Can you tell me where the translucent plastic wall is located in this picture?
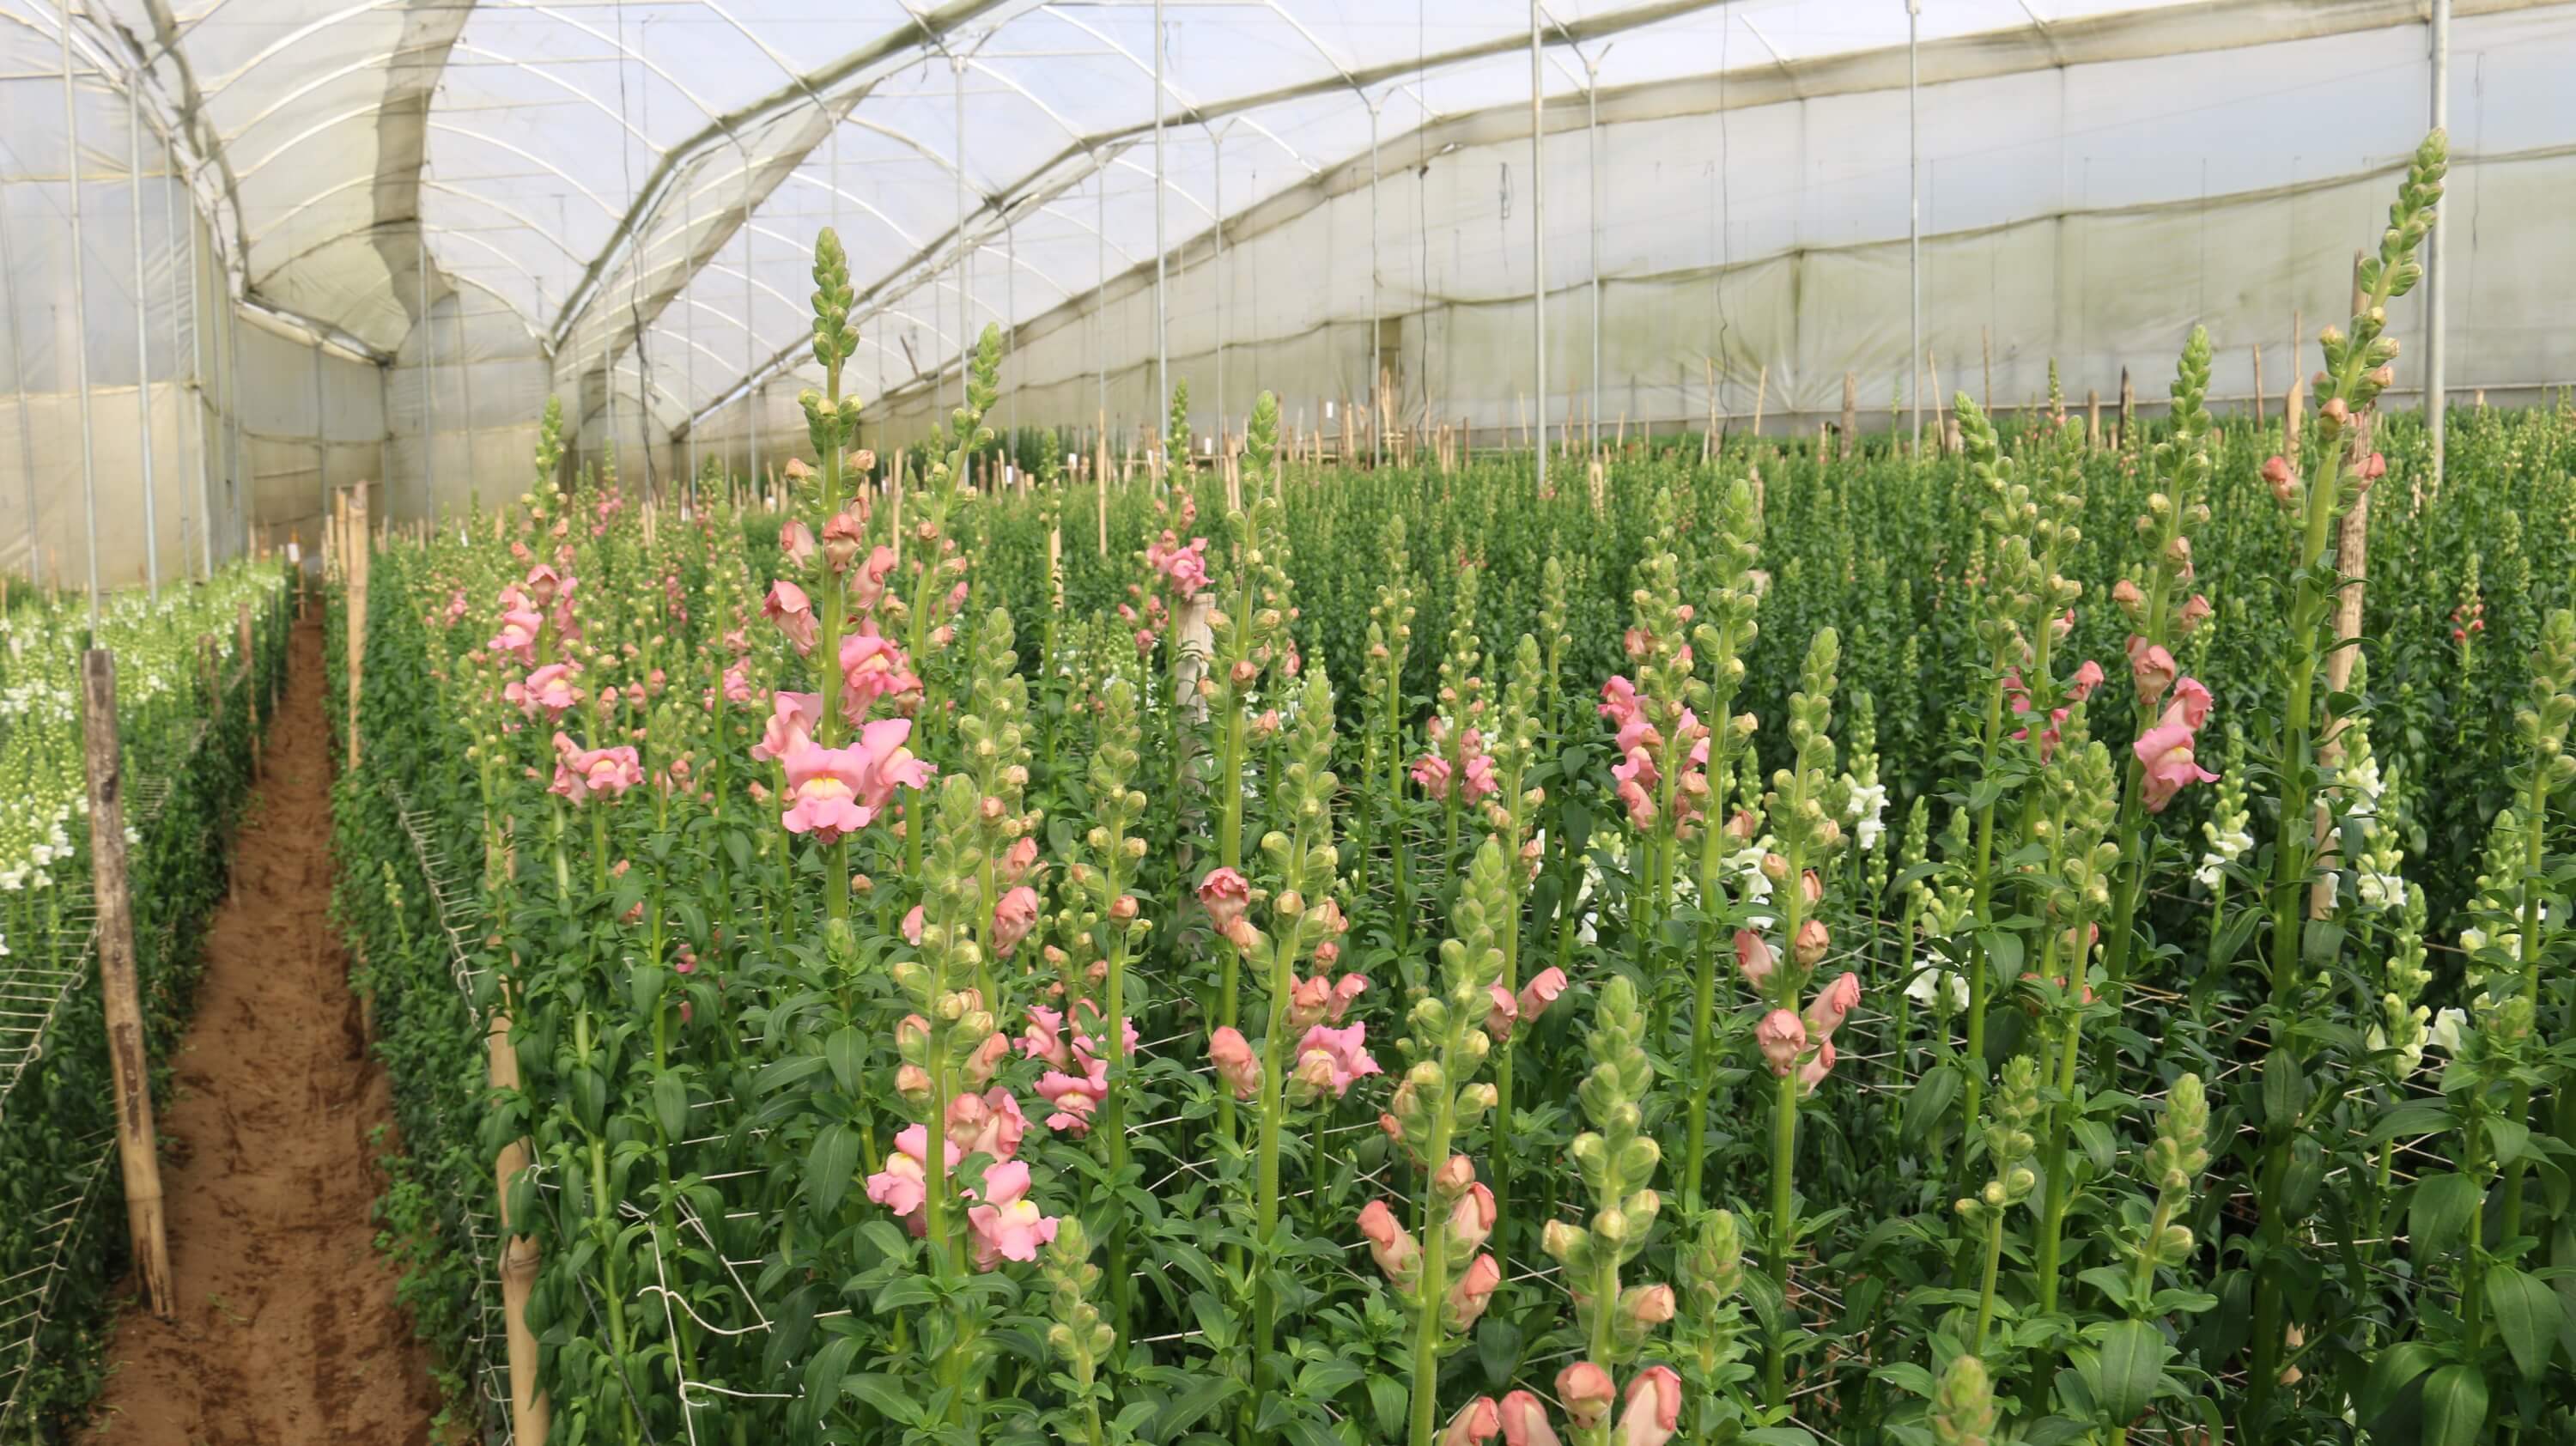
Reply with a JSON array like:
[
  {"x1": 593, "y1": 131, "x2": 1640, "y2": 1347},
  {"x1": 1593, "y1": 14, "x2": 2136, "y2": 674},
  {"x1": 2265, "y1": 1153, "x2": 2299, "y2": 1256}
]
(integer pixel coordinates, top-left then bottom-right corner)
[{"x1": 859, "y1": 3, "x2": 2576, "y2": 450}]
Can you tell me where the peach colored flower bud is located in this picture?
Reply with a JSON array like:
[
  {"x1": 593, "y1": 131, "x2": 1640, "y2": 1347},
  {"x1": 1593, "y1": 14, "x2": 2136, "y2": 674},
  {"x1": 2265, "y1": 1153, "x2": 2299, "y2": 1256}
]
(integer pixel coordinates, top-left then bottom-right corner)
[
  {"x1": 1794, "y1": 917, "x2": 1830, "y2": 967},
  {"x1": 1498, "y1": 1391, "x2": 1561, "y2": 1446},
  {"x1": 1557, "y1": 1364, "x2": 1617, "y2": 1431},
  {"x1": 1618, "y1": 1366, "x2": 1682, "y2": 1446},
  {"x1": 1735, "y1": 930, "x2": 1776, "y2": 989},
  {"x1": 1756, "y1": 1009, "x2": 1807, "y2": 1077}
]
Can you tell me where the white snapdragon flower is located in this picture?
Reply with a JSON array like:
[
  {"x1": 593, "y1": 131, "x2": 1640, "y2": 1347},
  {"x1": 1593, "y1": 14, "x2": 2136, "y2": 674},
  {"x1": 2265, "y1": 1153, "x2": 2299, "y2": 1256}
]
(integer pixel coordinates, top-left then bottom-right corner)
[{"x1": 2427, "y1": 1007, "x2": 2469, "y2": 1054}]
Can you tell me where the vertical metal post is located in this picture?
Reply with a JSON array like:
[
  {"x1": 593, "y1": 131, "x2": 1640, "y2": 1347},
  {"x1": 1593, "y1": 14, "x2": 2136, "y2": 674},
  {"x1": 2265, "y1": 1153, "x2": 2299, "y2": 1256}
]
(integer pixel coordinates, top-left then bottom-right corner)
[
  {"x1": 605, "y1": 345, "x2": 620, "y2": 477},
  {"x1": 60, "y1": 3, "x2": 100, "y2": 626},
  {"x1": 312, "y1": 337, "x2": 326, "y2": 545},
  {"x1": 1529, "y1": 0, "x2": 1546, "y2": 491},
  {"x1": 226, "y1": 268, "x2": 241, "y2": 556},
  {"x1": 2, "y1": 171, "x2": 42, "y2": 588},
  {"x1": 420, "y1": 243, "x2": 434, "y2": 525},
  {"x1": 1152, "y1": 0, "x2": 1169, "y2": 438},
  {"x1": 741, "y1": 141, "x2": 758, "y2": 490},
  {"x1": 683, "y1": 182, "x2": 697, "y2": 497},
  {"x1": 1586, "y1": 55, "x2": 1601, "y2": 451},
  {"x1": 953, "y1": 51, "x2": 969, "y2": 410},
  {"x1": 1907, "y1": 0, "x2": 1922, "y2": 449},
  {"x1": 128, "y1": 74, "x2": 158, "y2": 598},
  {"x1": 2426, "y1": 0, "x2": 2449, "y2": 490},
  {"x1": 458, "y1": 296, "x2": 474, "y2": 507},
  {"x1": 1212, "y1": 127, "x2": 1224, "y2": 442},
  {"x1": 1368, "y1": 99, "x2": 1381, "y2": 468},
  {"x1": 173, "y1": 137, "x2": 208, "y2": 577},
  {"x1": 1095, "y1": 155, "x2": 1106, "y2": 441},
  {"x1": 1006, "y1": 211, "x2": 1018, "y2": 445}
]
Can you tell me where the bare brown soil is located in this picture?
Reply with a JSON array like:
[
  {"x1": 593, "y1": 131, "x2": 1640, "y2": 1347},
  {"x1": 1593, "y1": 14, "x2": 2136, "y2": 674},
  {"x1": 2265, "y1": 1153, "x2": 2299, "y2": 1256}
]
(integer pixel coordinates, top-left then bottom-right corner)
[{"x1": 86, "y1": 613, "x2": 439, "y2": 1445}]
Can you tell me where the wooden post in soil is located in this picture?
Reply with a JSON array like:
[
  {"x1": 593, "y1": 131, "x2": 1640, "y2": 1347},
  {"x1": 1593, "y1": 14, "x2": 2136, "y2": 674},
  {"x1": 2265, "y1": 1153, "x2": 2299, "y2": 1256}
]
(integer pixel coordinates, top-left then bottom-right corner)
[
  {"x1": 80, "y1": 649, "x2": 174, "y2": 1317},
  {"x1": 346, "y1": 483, "x2": 369, "y2": 770},
  {"x1": 1839, "y1": 372, "x2": 1857, "y2": 459},
  {"x1": 1175, "y1": 591, "x2": 1215, "y2": 725},
  {"x1": 1703, "y1": 358, "x2": 1717, "y2": 463},
  {"x1": 1981, "y1": 325, "x2": 1992, "y2": 410},
  {"x1": 493, "y1": 1000, "x2": 550, "y2": 1439},
  {"x1": 1097, "y1": 410, "x2": 1111, "y2": 556},
  {"x1": 239, "y1": 599, "x2": 261, "y2": 767},
  {"x1": 2118, "y1": 366, "x2": 2135, "y2": 448},
  {"x1": 2087, "y1": 390, "x2": 2102, "y2": 449},
  {"x1": 1750, "y1": 363, "x2": 1768, "y2": 437},
  {"x1": 2253, "y1": 343, "x2": 2266, "y2": 424}
]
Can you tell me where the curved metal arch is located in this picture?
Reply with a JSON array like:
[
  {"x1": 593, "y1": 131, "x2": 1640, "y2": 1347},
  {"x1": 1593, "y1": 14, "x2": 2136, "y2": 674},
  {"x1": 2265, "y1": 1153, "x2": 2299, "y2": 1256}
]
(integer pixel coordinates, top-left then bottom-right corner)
[
  {"x1": 478, "y1": 1, "x2": 732, "y2": 124},
  {"x1": 425, "y1": 121, "x2": 626, "y2": 219},
  {"x1": 240, "y1": 173, "x2": 376, "y2": 249},
  {"x1": 193, "y1": 0, "x2": 401, "y2": 98},
  {"x1": 204, "y1": 46, "x2": 394, "y2": 143},
  {"x1": 447, "y1": 41, "x2": 670, "y2": 154},
  {"x1": 231, "y1": 100, "x2": 395, "y2": 180},
  {"x1": 963, "y1": 54, "x2": 1092, "y2": 155},
  {"x1": 562, "y1": 254, "x2": 800, "y2": 370},
  {"x1": 429, "y1": 225, "x2": 564, "y2": 320},
  {"x1": 421, "y1": 181, "x2": 597, "y2": 267}
]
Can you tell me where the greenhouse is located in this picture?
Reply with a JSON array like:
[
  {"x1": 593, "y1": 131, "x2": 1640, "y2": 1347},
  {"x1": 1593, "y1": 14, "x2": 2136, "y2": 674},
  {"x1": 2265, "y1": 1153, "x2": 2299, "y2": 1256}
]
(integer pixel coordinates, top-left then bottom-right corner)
[{"x1": 1, "y1": 0, "x2": 2573, "y2": 1442}]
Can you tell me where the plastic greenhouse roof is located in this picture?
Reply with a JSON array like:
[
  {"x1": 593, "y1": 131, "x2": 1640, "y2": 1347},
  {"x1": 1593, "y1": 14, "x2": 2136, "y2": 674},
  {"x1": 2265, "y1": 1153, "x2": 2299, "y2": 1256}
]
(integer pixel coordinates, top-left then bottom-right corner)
[{"x1": 3, "y1": 0, "x2": 2482, "y2": 432}]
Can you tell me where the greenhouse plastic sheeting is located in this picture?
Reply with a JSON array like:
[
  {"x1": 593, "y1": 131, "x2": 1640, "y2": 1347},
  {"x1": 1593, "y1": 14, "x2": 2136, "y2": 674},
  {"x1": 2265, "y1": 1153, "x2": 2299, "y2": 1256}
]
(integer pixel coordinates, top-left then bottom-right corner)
[{"x1": 1, "y1": 0, "x2": 2573, "y2": 567}]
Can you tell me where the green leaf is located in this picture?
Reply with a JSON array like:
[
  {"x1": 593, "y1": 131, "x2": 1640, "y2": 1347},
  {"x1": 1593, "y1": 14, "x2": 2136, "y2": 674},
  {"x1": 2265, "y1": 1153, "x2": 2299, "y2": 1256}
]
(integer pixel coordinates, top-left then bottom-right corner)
[
  {"x1": 1367, "y1": 1376, "x2": 1409, "y2": 1439},
  {"x1": 2486, "y1": 1262, "x2": 2565, "y2": 1382},
  {"x1": 807, "y1": 1122, "x2": 864, "y2": 1217},
  {"x1": 825, "y1": 1025, "x2": 867, "y2": 1097},
  {"x1": 1903, "y1": 1064, "x2": 1962, "y2": 1145},
  {"x1": 2421, "y1": 1364, "x2": 2489, "y2": 1446},
  {"x1": 652, "y1": 1072, "x2": 689, "y2": 1142},
  {"x1": 2409, "y1": 1172, "x2": 2481, "y2": 1258},
  {"x1": 1149, "y1": 1373, "x2": 1245, "y2": 1439},
  {"x1": 2368, "y1": 1101, "x2": 2455, "y2": 1144},
  {"x1": 843, "y1": 1371, "x2": 921, "y2": 1425},
  {"x1": 1473, "y1": 1317, "x2": 1522, "y2": 1389},
  {"x1": 2262, "y1": 1048, "x2": 2310, "y2": 1130},
  {"x1": 2355, "y1": 1340, "x2": 2438, "y2": 1423},
  {"x1": 2084, "y1": 1320, "x2": 2170, "y2": 1425}
]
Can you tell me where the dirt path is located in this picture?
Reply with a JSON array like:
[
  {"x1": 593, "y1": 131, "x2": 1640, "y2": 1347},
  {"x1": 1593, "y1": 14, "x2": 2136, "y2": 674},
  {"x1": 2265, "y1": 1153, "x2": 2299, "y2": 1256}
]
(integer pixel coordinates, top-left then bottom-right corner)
[{"x1": 88, "y1": 614, "x2": 439, "y2": 1446}]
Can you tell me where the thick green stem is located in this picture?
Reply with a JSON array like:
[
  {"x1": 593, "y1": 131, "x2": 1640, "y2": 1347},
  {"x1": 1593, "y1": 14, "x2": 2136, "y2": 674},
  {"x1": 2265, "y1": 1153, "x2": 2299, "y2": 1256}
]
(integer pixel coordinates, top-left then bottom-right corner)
[
  {"x1": 1971, "y1": 1212, "x2": 2005, "y2": 1356},
  {"x1": 1765, "y1": 1070, "x2": 1800, "y2": 1409}
]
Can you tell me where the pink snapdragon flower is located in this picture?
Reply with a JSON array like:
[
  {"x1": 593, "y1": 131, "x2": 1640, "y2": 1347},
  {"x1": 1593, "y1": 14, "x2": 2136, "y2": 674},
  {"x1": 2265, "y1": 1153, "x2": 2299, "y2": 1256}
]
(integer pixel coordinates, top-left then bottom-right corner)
[
  {"x1": 1358, "y1": 1199, "x2": 1422, "y2": 1291},
  {"x1": 780, "y1": 519, "x2": 817, "y2": 568},
  {"x1": 1755, "y1": 1009, "x2": 1808, "y2": 1077},
  {"x1": 992, "y1": 885, "x2": 1041, "y2": 958},
  {"x1": 489, "y1": 599, "x2": 544, "y2": 663},
  {"x1": 838, "y1": 626, "x2": 922, "y2": 719},
  {"x1": 1485, "y1": 985, "x2": 1522, "y2": 1042},
  {"x1": 507, "y1": 663, "x2": 580, "y2": 719},
  {"x1": 1518, "y1": 967, "x2": 1569, "y2": 1023},
  {"x1": 1619, "y1": 1367, "x2": 1682, "y2": 1446},
  {"x1": 763, "y1": 579, "x2": 819, "y2": 654},
  {"x1": 1211, "y1": 1026, "x2": 1261, "y2": 1101},
  {"x1": 1499, "y1": 1391, "x2": 1562, "y2": 1446},
  {"x1": 2135, "y1": 676, "x2": 2219, "y2": 812},
  {"x1": 1442, "y1": 1399, "x2": 1503, "y2": 1446},
  {"x1": 1802, "y1": 972, "x2": 1862, "y2": 1042},
  {"x1": 1558, "y1": 1364, "x2": 1617, "y2": 1431},
  {"x1": 1445, "y1": 1253, "x2": 1502, "y2": 1330},
  {"x1": 1198, "y1": 866, "x2": 1251, "y2": 933},
  {"x1": 2127, "y1": 635, "x2": 2178, "y2": 711},
  {"x1": 1798, "y1": 1038, "x2": 1838, "y2": 1096},
  {"x1": 550, "y1": 733, "x2": 644, "y2": 803},
  {"x1": 863, "y1": 1123, "x2": 963, "y2": 1236},
  {"x1": 851, "y1": 545, "x2": 900, "y2": 611},
  {"x1": 1036, "y1": 1057, "x2": 1109, "y2": 1133},
  {"x1": 2007, "y1": 659, "x2": 2105, "y2": 762},
  {"x1": 947, "y1": 1087, "x2": 1028, "y2": 1162},
  {"x1": 1411, "y1": 751, "x2": 1455, "y2": 799},
  {"x1": 752, "y1": 691, "x2": 823, "y2": 763},
  {"x1": 964, "y1": 1159, "x2": 1060, "y2": 1269},
  {"x1": 779, "y1": 719, "x2": 933, "y2": 844},
  {"x1": 1735, "y1": 930, "x2": 1777, "y2": 989},
  {"x1": 1288, "y1": 1023, "x2": 1381, "y2": 1102}
]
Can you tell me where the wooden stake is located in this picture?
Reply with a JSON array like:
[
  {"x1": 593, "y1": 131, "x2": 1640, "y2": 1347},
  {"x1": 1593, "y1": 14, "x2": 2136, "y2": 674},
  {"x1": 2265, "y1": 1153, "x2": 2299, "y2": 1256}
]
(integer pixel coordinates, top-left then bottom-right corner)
[
  {"x1": 2117, "y1": 367, "x2": 2134, "y2": 448},
  {"x1": 2312, "y1": 411, "x2": 2374, "y2": 919},
  {"x1": 1840, "y1": 372, "x2": 1858, "y2": 459},
  {"x1": 2284, "y1": 373, "x2": 2305, "y2": 460},
  {"x1": 1703, "y1": 358, "x2": 1718, "y2": 464},
  {"x1": 2087, "y1": 390, "x2": 2102, "y2": 449},
  {"x1": 80, "y1": 649, "x2": 173, "y2": 1318},
  {"x1": 1927, "y1": 351, "x2": 1947, "y2": 454},
  {"x1": 1175, "y1": 591, "x2": 1215, "y2": 724},
  {"x1": 1750, "y1": 364, "x2": 1768, "y2": 436},
  {"x1": 2252, "y1": 343, "x2": 2266, "y2": 424},
  {"x1": 1980, "y1": 325, "x2": 1992, "y2": 410}
]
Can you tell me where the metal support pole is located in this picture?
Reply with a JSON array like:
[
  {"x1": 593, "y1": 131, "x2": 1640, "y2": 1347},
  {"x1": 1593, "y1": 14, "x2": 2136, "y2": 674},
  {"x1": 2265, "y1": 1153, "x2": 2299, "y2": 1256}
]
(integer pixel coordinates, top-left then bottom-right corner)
[
  {"x1": 1368, "y1": 99, "x2": 1382, "y2": 468},
  {"x1": 1152, "y1": 0, "x2": 1169, "y2": 439},
  {"x1": 312, "y1": 337, "x2": 326, "y2": 544},
  {"x1": 1212, "y1": 127, "x2": 1224, "y2": 443},
  {"x1": 1585, "y1": 55, "x2": 1601, "y2": 452},
  {"x1": 1006, "y1": 213, "x2": 1018, "y2": 446},
  {"x1": 420, "y1": 242, "x2": 434, "y2": 524},
  {"x1": 60, "y1": 4, "x2": 100, "y2": 626},
  {"x1": 458, "y1": 296, "x2": 474, "y2": 507},
  {"x1": 1907, "y1": 0, "x2": 1922, "y2": 450},
  {"x1": 128, "y1": 75, "x2": 158, "y2": 598},
  {"x1": 226, "y1": 270, "x2": 241, "y2": 555},
  {"x1": 1529, "y1": 0, "x2": 1546, "y2": 491},
  {"x1": 683, "y1": 182, "x2": 697, "y2": 498},
  {"x1": 2427, "y1": 0, "x2": 2449, "y2": 491},
  {"x1": 2, "y1": 172, "x2": 41, "y2": 588},
  {"x1": 173, "y1": 137, "x2": 208, "y2": 577},
  {"x1": 1095, "y1": 155, "x2": 1106, "y2": 442},
  {"x1": 741, "y1": 140, "x2": 758, "y2": 490},
  {"x1": 953, "y1": 52, "x2": 969, "y2": 412}
]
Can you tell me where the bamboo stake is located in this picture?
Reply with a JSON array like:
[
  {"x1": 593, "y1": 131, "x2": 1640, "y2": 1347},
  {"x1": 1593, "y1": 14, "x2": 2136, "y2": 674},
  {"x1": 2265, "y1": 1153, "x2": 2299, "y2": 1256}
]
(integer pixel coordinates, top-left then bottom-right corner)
[
  {"x1": 1980, "y1": 325, "x2": 1992, "y2": 410},
  {"x1": 2087, "y1": 390, "x2": 2102, "y2": 449},
  {"x1": 1750, "y1": 363, "x2": 1768, "y2": 436},
  {"x1": 1926, "y1": 351, "x2": 1946, "y2": 454},
  {"x1": 2117, "y1": 366, "x2": 2135, "y2": 448},
  {"x1": 1703, "y1": 358, "x2": 1717, "y2": 463},
  {"x1": 1840, "y1": 372, "x2": 1858, "y2": 459},
  {"x1": 2252, "y1": 343, "x2": 2266, "y2": 424},
  {"x1": 80, "y1": 649, "x2": 173, "y2": 1317},
  {"x1": 2312, "y1": 410, "x2": 2374, "y2": 919}
]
